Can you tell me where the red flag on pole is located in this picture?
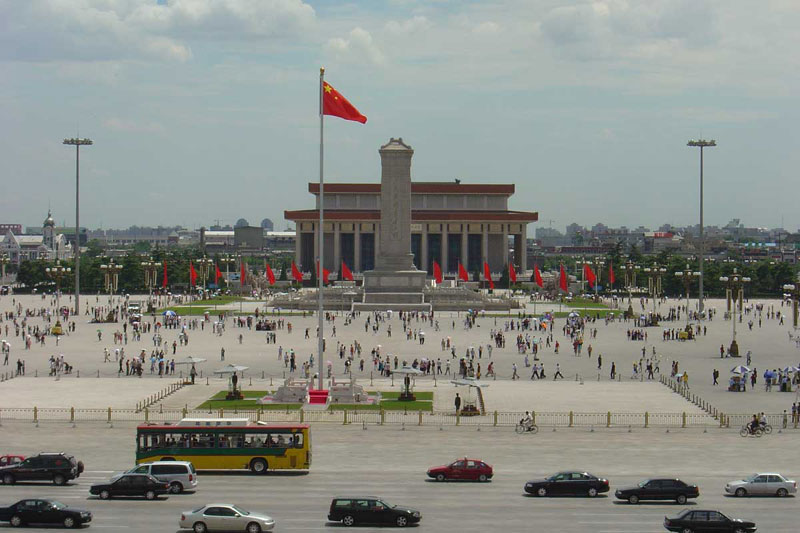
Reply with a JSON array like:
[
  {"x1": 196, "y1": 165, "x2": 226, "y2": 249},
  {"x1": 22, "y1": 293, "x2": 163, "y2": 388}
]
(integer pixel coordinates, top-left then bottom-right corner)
[
  {"x1": 608, "y1": 262, "x2": 615, "y2": 286},
  {"x1": 341, "y1": 261, "x2": 354, "y2": 281},
  {"x1": 509, "y1": 264, "x2": 517, "y2": 284},
  {"x1": 559, "y1": 263, "x2": 568, "y2": 292},
  {"x1": 458, "y1": 263, "x2": 469, "y2": 282},
  {"x1": 240, "y1": 261, "x2": 246, "y2": 287},
  {"x1": 484, "y1": 262, "x2": 494, "y2": 290},
  {"x1": 433, "y1": 261, "x2": 443, "y2": 284},
  {"x1": 584, "y1": 264, "x2": 596, "y2": 288},
  {"x1": 214, "y1": 263, "x2": 221, "y2": 284},
  {"x1": 162, "y1": 261, "x2": 168, "y2": 288},
  {"x1": 291, "y1": 261, "x2": 303, "y2": 283},
  {"x1": 316, "y1": 262, "x2": 330, "y2": 285},
  {"x1": 534, "y1": 264, "x2": 543, "y2": 288},
  {"x1": 322, "y1": 81, "x2": 367, "y2": 124},
  {"x1": 189, "y1": 261, "x2": 197, "y2": 287},
  {"x1": 265, "y1": 264, "x2": 275, "y2": 286}
]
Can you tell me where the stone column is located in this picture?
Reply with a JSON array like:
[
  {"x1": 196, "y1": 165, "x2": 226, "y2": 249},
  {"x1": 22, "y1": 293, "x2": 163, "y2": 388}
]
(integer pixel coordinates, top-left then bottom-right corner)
[
  {"x1": 520, "y1": 223, "x2": 528, "y2": 273},
  {"x1": 421, "y1": 223, "x2": 428, "y2": 274},
  {"x1": 354, "y1": 224, "x2": 361, "y2": 272},
  {"x1": 295, "y1": 224, "x2": 302, "y2": 268},
  {"x1": 441, "y1": 224, "x2": 448, "y2": 274},
  {"x1": 312, "y1": 222, "x2": 319, "y2": 270},
  {"x1": 333, "y1": 223, "x2": 341, "y2": 274},
  {"x1": 502, "y1": 224, "x2": 509, "y2": 267},
  {"x1": 461, "y1": 230, "x2": 468, "y2": 271},
  {"x1": 482, "y1": 225, "x2": 489, "y2": 269}
]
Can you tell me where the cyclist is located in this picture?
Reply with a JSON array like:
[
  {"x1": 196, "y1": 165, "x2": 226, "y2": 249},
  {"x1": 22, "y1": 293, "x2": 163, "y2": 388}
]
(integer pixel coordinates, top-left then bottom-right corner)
[
  {"x1": 521, "y1": 411, "x2": 533, "y2": 430},
  {"x1": 748, "y1": 414, "x2": 759, "y2": 434}
]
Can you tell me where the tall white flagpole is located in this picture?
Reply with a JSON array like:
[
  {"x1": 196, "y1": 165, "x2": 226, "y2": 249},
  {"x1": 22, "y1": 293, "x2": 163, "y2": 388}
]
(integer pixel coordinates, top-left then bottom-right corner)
[{"x1": 317, "y1": 67, "x2": 325, "y2": 392}]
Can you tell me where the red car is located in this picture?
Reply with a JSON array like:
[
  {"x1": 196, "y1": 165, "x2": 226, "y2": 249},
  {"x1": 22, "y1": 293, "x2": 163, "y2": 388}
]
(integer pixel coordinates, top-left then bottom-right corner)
[
  {"x1": 0, "y1": 456, "x2": 24, "y2": 468},
  {"x1": 427, "y1": 458, "x2": 493, "y2": 482}
]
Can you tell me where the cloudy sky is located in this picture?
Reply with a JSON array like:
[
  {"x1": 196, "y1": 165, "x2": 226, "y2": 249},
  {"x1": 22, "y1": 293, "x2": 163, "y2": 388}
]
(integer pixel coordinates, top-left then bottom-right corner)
[{"x1": 2, "y1": 0, "x2": 799, "y2": 233}]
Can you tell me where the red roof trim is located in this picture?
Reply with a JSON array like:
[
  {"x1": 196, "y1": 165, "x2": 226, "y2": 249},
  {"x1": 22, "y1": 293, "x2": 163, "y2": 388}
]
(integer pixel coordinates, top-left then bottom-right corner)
[
  {"x1": 284, "y1": 210, "x2": 538, "y2": 222},
  {"x1": 308, "y1": 183, "x2": 514, "y2": 195}
]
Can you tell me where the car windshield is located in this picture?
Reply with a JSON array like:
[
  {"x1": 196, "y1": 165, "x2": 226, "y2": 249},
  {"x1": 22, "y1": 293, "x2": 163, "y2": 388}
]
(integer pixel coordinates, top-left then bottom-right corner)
[
  {"x1": 744, "y1": 474, "x2": 759, "y2": 482},
  {"x1": 638, "y1": 480, "x2": 649, "y2": 487},
  {"x1": 232, "y1": 506, "x2": 250, "y2": 516}
]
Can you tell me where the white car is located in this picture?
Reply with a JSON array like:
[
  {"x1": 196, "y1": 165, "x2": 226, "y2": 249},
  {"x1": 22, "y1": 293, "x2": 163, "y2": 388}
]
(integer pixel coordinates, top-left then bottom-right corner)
[
  {"x1": 180, "y1": 504, "x2": 275, "y2": 533},
  {"x1": 725, "y1": 473, "x2": 797, "y2": 497}
]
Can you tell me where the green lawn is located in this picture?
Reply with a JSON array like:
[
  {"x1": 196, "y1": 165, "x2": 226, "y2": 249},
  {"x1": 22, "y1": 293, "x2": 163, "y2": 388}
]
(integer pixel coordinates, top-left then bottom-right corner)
[
  {"x1": 567, "y1": 297, "x2": 611, "y2": 309},
  {"x1": 379, "y1": 391, "x2": 434, "y2": 401},
  {"x1": 553, "y1": 309, "x2": 616, "y2": 318}
]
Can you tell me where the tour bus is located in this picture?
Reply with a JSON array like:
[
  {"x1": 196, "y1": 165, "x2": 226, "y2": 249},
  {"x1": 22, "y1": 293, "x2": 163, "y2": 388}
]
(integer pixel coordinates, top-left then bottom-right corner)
[{"x1": 136, "y1": 419, "x2": 310, "y2": 473}]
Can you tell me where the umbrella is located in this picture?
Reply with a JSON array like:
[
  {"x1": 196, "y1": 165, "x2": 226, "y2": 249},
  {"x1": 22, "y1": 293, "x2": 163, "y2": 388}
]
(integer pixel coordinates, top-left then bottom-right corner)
[
  {"x1": 731, "y1": 365, "x2": 750, "y2": 374},
  {"x1": 174, "y1": 356, "x2": 207, "y2": 366},
  {"x1": 163, "y1": 310, "x2": 177, "y2": 317},
  {"x1": 213, "y1": 364, "x2": 249, "y2": 375}
]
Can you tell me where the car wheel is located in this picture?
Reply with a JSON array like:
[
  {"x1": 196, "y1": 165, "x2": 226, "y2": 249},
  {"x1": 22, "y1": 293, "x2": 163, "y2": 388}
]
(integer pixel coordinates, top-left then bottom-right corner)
[
  {"x1": 735, "y1": 487, "x2": 747, "y2": 497},
  {"x1": 169, "y1": 482, "x2": 183, "y2": 494},
  {"x1": 145, "y1": 490, "x2": 156, "y2": 500},
  {"x1": 250, "y1": 458, "x2": 268, "y2": 474},
  {"x1": 9, "y1": 515, "x2": 23, "y2": 527},
  {"x1": 628, "y1": 495, "x2": 639, "y2": 505},
  {"x1": 246, "y1": 522, "x2": 262, "y2": 533},
  {"x1": 587, "y1": 487, "x2": 598, "y2": 498},
  {"x1": 342, "y1": 515, "x2": 355, "y2": 527},
  {"x1": 676, "y1": 494, "x2": 687, "y2": 504},
  {"x1": 63, "y1": 516, "x2": 76, "y2": 528},
  {"x1": 537, "y1": 487, "x2": 547, "y2": 497},
  {"x1": 3, "y1": 473, "x2": 15, "y2": 485},
  {"x1": 479, "y1": 474, "x2": 488, "y2": 482},
  {"x1": 777, "y1": 488, "x2": 788, "y2": 497},
  {"x1": 193, "y1": 522, "x2": 208, "y2": 533},
  {"x1": 53, "y1": 474, "x2": 67, "y2": 486},
  {"x1": 436, "y1": 473, "x2": 446, "y2": 482},
  {"x1": 396, "y1": 515, "x2": 408, "y2": 527},
  {"x1": 99, "y1": 489, "x2": 111, "y2": 500}
]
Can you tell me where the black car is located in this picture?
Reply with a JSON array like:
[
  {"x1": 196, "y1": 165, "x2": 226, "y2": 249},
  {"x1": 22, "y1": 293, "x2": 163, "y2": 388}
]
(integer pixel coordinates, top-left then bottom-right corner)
[
  {"x1": 524, "y1": 471, "x2": 610, "y2": 497},
  {"x1": 0, "y1": 499, "x2": 92, "y2": 528},
  {"x1": 616, "y1": 478, "x2": 700, "y2": 504},
  {"x1": 664, "y1": 509, "x2": 756, "y2": 532},
  {"x1": 0, "y1": 452, "x2": 83, "y2": 486},
  {"x1": 328, "y1": 496, "x2": 421, "y2": 527},
  {"x1": 90, "y1": 473, "x2": 170, "y2": 500}
]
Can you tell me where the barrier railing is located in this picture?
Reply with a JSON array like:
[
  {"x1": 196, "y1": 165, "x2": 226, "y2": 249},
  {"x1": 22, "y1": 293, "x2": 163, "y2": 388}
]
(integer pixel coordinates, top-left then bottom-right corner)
[{"x1": 135, "y1": 379, "x2": 186, "y2": 412}]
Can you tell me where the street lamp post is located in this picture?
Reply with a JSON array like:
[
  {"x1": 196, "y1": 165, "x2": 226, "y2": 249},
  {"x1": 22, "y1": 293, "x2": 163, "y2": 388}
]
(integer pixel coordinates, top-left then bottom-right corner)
[
  {"x1": 643, "y1": 262, "x2": 666, "y2": 325},
  {"x1": 100, "y1": 259, "x2": 123, "y2": 316},
  {"x1": 592, "y1": 256, "x2": 605, "y2": 302},
  {"x1": 674, "y1": 263, "x2": 701, "y2": 328},
  {"x1": 622, "y1": 260, "x2": 640, "y2": 318},
  {"x1": 220, "y1": 255, "x2": 235, "y2": 291},
  {"x1": 196, "y1": 257, "x2": 213, "y2": 294},
  {"x1": 45, "y1": 260, "x2": 71, "y2": 314},
  {"x1": 141, "y1": 260, "x2": 159, "y2": 311},
  {"x1": 720, "y1": 268, "x2": 750, "y2": 357},
  {"x1": 687, "y1": 138, "x2": 716, "y2": 315},
  {"x1": 63, "y1": 137, "x2": 92, "y2": 315},
  {"x1": 782, "y1": 283, "x2": 800, "y2": 330}
]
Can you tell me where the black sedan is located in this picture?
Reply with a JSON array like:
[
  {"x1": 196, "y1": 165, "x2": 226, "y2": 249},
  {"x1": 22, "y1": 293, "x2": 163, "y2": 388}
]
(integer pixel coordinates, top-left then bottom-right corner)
[
  {"x1": 664, "y1": 509, "x2": 756, "y2": 533},
  {"x1": 524, "y1": 471, "x2": 610, "y2": 497},
  {"x1": 616, "y1": 478, "x2": 699, "y2": 504},
  {"x1": 90, "y1": 473, "x2": 170, "y2": 500},
  {"x1": 0, "y1": 499, "x2": 92, "y2": 528}
]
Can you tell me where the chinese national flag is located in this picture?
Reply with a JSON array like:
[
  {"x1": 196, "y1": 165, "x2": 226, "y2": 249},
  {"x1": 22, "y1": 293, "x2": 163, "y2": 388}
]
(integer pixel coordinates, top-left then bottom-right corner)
[
  {"x1": 323, "y1": 81, "x2": 367, "y2": 124},
  {"x1": 316, "y1": 262, "x2": 330, "y2": 285},
  {"x1": 215, "y1": 263, "x2": 221, "y2": 284},
  {"x1": 291, "y1": 261, "x2": 303, "y2": 283},
  {"x1": 559, "y1": 263, "x2": 568, "y2": 292},
  {"x1": 162, "y1": 261, "x2": 168, "y2": 288},
  {"x1": 509, "y1": 264, "x2": 517, "y2": 283},
  {"x1": 240, "y1": 261, "x2": 246, "y2": 286},
  {"x1": 432, "y1": 261, "x2": 443, "y2": 284},
  {"x1": 584, "y1": 264, "x2": 596, "y2": 288},
  {"x1": 534, "y1": 264, "x2": 543, "y2": 288},
  {"x1": 608, "y1": 262, "x2": 615, "y2": 286},
  {"x1": 266, "y1": 264, "x2": 275, "y2": 285},
  {"x1": 458, "y1": 263, "x2": 469, "y2": 282},
  {"x1": 484, "y1": 262, "x2": 494, "y2": 290},
  {"x1": 189, "y1": 261, "x2": 197, "y2": 287},
  {"x1": 341, "y1": 261, "x2": 354, "y2": 281}
]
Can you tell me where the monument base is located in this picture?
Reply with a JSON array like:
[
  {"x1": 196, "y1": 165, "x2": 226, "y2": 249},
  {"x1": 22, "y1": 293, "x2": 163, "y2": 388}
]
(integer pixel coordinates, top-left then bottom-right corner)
[{"x1": 354, "y1": 269, "x2": 431, "y2": 312}]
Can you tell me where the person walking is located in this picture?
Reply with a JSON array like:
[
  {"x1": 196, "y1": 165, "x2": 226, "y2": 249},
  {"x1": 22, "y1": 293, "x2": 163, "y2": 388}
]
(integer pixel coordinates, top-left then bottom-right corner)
[
  {"x1": 511, "y1": 362, "x2": 518, "y2": 380},
  {"x1": 454, "y1": 393, "x2": 461, "y2": 414},
  {"x1": 220, "y1": 347, "x2": 225, "y2": 361},
  {"x1": 553, "y1": 363, "x2": 564, "y2": 380},
  {"x1": 610, "y1": 362, "x2": 616, "y2": 380},
  {"x1": 712, "y1": 368, "x2": 719, "y2": 386}
]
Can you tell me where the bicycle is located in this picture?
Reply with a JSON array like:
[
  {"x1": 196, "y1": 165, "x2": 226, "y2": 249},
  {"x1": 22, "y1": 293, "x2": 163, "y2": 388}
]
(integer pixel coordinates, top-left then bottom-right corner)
[{"x1": 515, "y1": 423, "x2": 539, "y2": 434}]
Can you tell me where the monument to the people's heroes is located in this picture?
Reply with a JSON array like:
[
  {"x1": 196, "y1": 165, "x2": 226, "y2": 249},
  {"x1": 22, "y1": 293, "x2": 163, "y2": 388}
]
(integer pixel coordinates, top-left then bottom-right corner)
[{"x1": 354, "y1": 138, "x2": 430, "y2": 311}]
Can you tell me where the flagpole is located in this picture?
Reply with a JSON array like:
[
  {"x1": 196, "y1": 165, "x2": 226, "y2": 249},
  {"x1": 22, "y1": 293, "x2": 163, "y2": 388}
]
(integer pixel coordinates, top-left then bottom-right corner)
[{"x1": 317, "y1": 67, "x2": 325, "y2": 393}]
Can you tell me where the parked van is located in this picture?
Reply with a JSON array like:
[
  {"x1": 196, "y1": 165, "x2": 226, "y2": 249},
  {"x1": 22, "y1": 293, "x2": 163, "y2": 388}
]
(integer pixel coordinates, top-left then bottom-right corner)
[{"x1": 125, "y1": 461, "x2": 197, "y2": 494}]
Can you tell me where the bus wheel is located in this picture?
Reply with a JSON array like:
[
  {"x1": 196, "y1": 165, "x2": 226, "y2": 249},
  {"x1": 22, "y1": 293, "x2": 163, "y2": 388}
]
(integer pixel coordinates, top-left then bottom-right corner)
[{"x1": 250, "y1": 458, "x2": 268, "y2": 474}]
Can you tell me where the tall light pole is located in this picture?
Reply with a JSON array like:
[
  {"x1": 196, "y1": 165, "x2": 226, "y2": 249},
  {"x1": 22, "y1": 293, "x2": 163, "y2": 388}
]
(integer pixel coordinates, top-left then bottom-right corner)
[
  {"x1": 720, "y1": 268, "x2": 750, "y2": 357},
  {"x1": 100, "y1": 258, "x2": 123, "y2": 307},
  {"x1": 141, "y1": 259, "x2": 159, "y2": 309},
  {"x1": 643, "y1": 262, "x2": 666, "y2": 325},
  {"x1": 63, "y1": 137, "x2": 93, "y2": 315},
  {"x1": 674, "y1": 263, "x2": 701, "y2": 328},
  {"x1": 783, "y1": 283, "x2": 800, "y2": 330},
  {"x1": 220, "y1": 255, "x2": 235, "y2": 291},
  {"x1": 687, "y1": 139, "x2": 715, "y2": 315},
  {"x1": 592, "y1": 256, "x2": 605, "y2": 301},
  {"x1": 622, "y1": 260, "x2": 640, "y2": 317},
  {"x1": 45, "y1": 260, "x2": 71, "y2": 313}
]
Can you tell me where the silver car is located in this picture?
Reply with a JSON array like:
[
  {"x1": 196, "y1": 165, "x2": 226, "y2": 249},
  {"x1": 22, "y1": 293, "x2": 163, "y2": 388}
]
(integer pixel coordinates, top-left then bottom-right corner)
[
  {"x1": 725, "y1": 473, "x2": 797, "y2": 497},
  {"x1": 180, "y1": 504, "x2": 275, "y2": 533}
]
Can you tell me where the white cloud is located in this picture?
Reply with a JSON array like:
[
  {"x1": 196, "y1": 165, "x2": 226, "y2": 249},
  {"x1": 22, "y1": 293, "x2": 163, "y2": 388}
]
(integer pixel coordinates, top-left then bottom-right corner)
[
  {"x1": 472, "y1": 21, "x2": 499, "y2": 35},
  {"x1": 325, "y1": 27, "x2": 385, "y2": 66},
  {"x1": 385, "y1": 15, "x2": 432, "y2": 35}
]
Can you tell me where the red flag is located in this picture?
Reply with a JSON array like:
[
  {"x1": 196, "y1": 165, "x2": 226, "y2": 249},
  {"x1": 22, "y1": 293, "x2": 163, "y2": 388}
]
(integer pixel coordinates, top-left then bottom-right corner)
[
  {"x1": 322, "y1": 81, "x2": 367, "y2": 124},
  {"x1": 584, "y1": 264, "x2": 596, "y2": 288},
  {"x1": 266, "y1": 264, "x2": 275, "y2": 286},
  {"x1": 559, "y1": 263, "x2": 568, "y2": 292},
  {"x1": 162, "y1": 261, "x2": 168, "y2": 289},
  {"x1": 483, "y1": 262, "x2": 494, "y2": 290},
  {"x1": 341, "y1": 261, "x2": 354, "y2": 281},
  {"x1": 509, "y1": 264, "x2": 517, "y2": 284},
  {"x1": 534, "y1": 264, "x2": 543, "y2": 288},
  {"x1": 608, "y1": 262, "x2": 615, "y2": 286},
  {"x1": 433, "y1": 261, "x2": 443, "y2": 284},
  {"x1": 215, "y1": 263, "x2": 221, "y2": 284},
  {"x1": 291, "y1": 261, "x2": 303, "y2": 283},
  {"x1": 316, "y1": 262, "x2": 330, "y2": 285},
  {"x1": 458, "y1": 263, "x2": 469, "y2": 282},
  {"x1": 189, "y1": 261, "x2": 197, "y2": 287},
  {"x1": 240, "y1": 260, "x2": 246, "y2": 287}
]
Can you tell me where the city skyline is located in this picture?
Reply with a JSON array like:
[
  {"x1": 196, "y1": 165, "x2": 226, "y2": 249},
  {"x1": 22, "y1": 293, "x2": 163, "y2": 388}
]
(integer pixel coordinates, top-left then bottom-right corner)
[{"x1": 2, "y1": 1, "x2": 799, "y2": 231}]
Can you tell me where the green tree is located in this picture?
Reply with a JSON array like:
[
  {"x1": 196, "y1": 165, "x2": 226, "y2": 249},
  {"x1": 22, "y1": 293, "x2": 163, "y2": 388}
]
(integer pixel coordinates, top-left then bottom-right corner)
[
  {"x1": 85, "y1": 239, "x2": 105, "y2": 258},
  {"x1": 17, "y1": 260, "x2": 47, "y2": 288}
]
